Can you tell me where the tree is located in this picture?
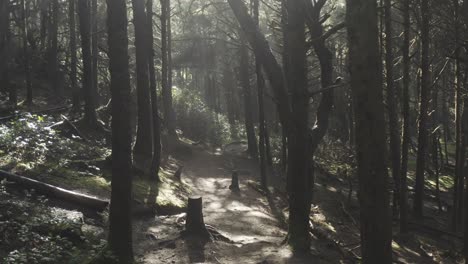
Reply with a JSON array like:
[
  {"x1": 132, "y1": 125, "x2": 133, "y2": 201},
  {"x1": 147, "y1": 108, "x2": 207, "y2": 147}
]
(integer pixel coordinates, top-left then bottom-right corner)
[
  {"x1": 92, "y1": 0, "x2": 98, "y2": 102},
  {"x1": 21, "y1": 0, "x2": 32, "y2": 106},
  {"x1": 147, "y1": 0, "x2": 162, "y2": 181},
  {"x1": 161, "y1": 0, "x2": 177, "y2": 137},
  {"x1": 48, "y1": 0, "x2": 60, "y2": 96},
  {"x1": 385, "y1": 0, "x2": 401, "y2": 216},
  {"x1": 132, "y1": 0, "x2": 154, "y2": 173},
  {"x1": 106, "y1": 0, "x2": 134, "y2": 261},
  {"x1": 346, "y1": 0, "x2": 392, "y2": 262},
  {"x1": 0, "y1": 1, "x2": 7, "y2": 83},
  {"x1": 253, "y1": 0, "x2": 268, "y2": 188},
  {"x1": 284, "y1": 0, "x2": 311, "y2": 253},
  {"x1": 69, "y1": 0, "x2": 80, "y2": 110},
  {"x1": 413, "y1": 0, "x2": 430, "y2": 218},
  {"x1": 78, "y1": 0, "x2": 98, "y2": 126},
  {"x1": 239, "y1": 35, "x2": 259, "y2": 159},
  {"x1": 0, "y1": 0, "x2": 11, "y2": 103},
  {"x1": 400, "y1": 0, "x2": 411, "y2": 234},
  {"x1": 228, "y1": 0, "x2": 338, "y2": 254}
]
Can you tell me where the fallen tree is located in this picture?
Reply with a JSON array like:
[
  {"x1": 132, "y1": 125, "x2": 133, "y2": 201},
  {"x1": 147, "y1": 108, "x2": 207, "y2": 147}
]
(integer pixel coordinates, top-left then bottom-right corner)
[{"x1": 0, "y1": 169, "x2": 109, "y2": 211}]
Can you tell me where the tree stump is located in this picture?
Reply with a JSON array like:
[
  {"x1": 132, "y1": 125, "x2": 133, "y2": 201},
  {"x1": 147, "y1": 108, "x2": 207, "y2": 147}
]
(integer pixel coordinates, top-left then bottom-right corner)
[
  {"x1": 229, "y1": 171, "x2": 240, "y2": 192},
  {"x1": 185, "y1": 197, "x2": 210, "y2": 239}
]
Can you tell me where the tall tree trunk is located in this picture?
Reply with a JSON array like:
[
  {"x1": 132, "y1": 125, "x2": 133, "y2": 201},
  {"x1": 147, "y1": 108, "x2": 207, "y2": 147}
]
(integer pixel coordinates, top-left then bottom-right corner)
[
  {"x1": 49, "y1": 0, "x2": 59, "y2": 95},
  {"x1": 132, "y1": 0, "x2": 154, "y2": 174},
  {"x1": 106, "y1": 0, "x2": 134, "y2": 261},
  {"x1": 78, "y1": 0, "x2": 98, "y2": 126},
  {"x1": 385, "y1": 0, "x2": 401, "y2": 217},
  {"x1": 21, "y1": 0, "x2": 32, "y2": 106},
  {"x1": 285, "y1": 0, "x2": 311, "y2": 254},
  {"x1": 239, "y1": 36, "x2": 259, "y2": 159},
  {"x1": 463, "y1": 2, "x2": 468, "y2": 260},
  {"x1": 0, "y1": 0, "x2": 11, "y2": 101},
  {"x1": 253, "y1": 0, "x2": 267, "y2": 187},
  {"x1": 69, "y1": 0, "x2": 80, "y2": 110},
  {"x1": 92, "y1": 0, "x2": 98, "y2": 104},
  {"x1": 304, "y1": 0, "x2": 336, "y2": 202},
  {"x1": 399, "y1": 0, "x2": 411, "y2": 234},
  {"x1": 160, "y1": 0, "x2": 176, "y2": 137},
  {"x1": 431, "y1": 88, "x2": 442, "y2": 212},
  {"x1": 147, "y1": 0, "x2": 161, "y2": 182},
  {"x1": 413, "y1": 0, "x2": 430, "y2": 218},
  {"x1": 40, "y1": 0, "x2": 48, "y2": 50},
  {"x1": 346, "y1": 0, "x2": 392, "y2": 262}
]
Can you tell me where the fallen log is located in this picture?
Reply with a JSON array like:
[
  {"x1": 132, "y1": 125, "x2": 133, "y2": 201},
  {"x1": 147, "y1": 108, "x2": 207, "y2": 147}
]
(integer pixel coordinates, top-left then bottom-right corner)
[{"x1": 0, "y1": 169, "x2": 109, "y2": 211}]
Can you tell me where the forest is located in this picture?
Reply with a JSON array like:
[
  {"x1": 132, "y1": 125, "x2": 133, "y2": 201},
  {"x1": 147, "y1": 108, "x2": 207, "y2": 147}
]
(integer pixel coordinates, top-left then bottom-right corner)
[{"x1": 0, "y1": 0, "x2": 467, "y2": 263}]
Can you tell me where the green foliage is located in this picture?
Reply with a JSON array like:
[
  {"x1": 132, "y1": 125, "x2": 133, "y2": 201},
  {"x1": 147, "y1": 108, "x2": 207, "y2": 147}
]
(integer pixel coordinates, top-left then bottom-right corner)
[
  {"x1": 0, "y1": 182, "x2": 105, "y2": 264},
  {"x1": 173, "y1": 87, "x2": 234, "y2": 146}
]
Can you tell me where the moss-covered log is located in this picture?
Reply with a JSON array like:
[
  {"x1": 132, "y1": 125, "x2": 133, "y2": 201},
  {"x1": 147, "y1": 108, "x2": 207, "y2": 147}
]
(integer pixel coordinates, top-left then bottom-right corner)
[{"x1": 0, "y1": 169, "x2": 109, "y2": 211}]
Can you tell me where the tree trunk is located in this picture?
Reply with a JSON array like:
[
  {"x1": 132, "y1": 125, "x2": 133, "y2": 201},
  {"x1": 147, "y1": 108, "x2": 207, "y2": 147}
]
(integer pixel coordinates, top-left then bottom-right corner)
[
  {"x1": 21, "y1": 0, "x2": 33, "y2": 106},
  {"x1": 69, "y1": 0, "x2": 80, "y2": 110},
  {"x1": 227, "y1": 0, "x2": 290, "y2": 128},
  {"x1": 285, "y1": 0, "x2": 311, "y2": 254},
  {"x1": 253, "y1": 0, "x2": 267, "y2": 188},
  {"x1": 385, "y1": 0, "x2": 401, "y2": 217},
  {"x1": 48, "y1": 0, "x2": 59, "y2": 96},
  {"x1": 185, "y1": 197, "x2": 210, "y2": 238},
  {"x1": 78, "y1": 0, "x2": 98, "y2": 126},
  {"x1": 147, "y1": 0, "x2": 161, "y2": 182},
  {"x1": 463, "y1": 1, "x2": 468, "y2": 260},
  {"x1": 239, "y1": 36, "x2": 259, "y2": 159},
  {"x1": 106, "y1": 0, "x2": 134, "y2": 261},
  {"x1": 413, "y1": 0, "x2": 430, "y2": 218},
  {"x1": 132, "y1": 0, "x2": 154, "y2": 174},
  {"x1": 0, "y1": 0, "x2": 9, "y2": 97},
  {"x1": 91, "y1": 0, "x2": 98, "y2": 104},
  {"x1": 160, "y1": 0, "x2": 176, "y2": 137},
  {"x1": 400, "y1": 0, "x2": 411, "y2": 234},
  {"x1": 304, "y1": 1, "x2": 336, "y2": 203},
  {"x1": 346, "y1": 0, "x2": 392, "y2": 262}
]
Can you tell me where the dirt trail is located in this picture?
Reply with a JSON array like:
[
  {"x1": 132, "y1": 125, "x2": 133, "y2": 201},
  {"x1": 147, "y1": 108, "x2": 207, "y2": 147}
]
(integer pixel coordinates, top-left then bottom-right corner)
[{"x1": 136, "y1": 146, "x2": 323, "y2": 264}]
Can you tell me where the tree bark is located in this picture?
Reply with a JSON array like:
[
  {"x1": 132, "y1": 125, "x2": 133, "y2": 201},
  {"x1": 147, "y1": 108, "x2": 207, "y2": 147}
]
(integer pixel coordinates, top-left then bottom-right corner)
[
  {"x1": 132, "y1": 0, "x2": 154, "y2": 174},
  {"x1": 147, "y1": 0, "x2": 162, "y2": 182},
  {"x1": 239, "y1": 36, "x2": 259, "y2": 159},
  {"x1": 106, "y1": 0, "x2": 134, "y2": 261},
  {"x1": 253, "y1": 0, "x2": 267, "y2": 188},
  {"x1": 185, "y1": 197, "x2": 210, "y2": 238},
  {"x1": 92, "y1": 0, "x2": 99, "y2": 104},
  {"x1": 69, "y1": 0, "x2": 80, "y2": 110},
  {"x1": 78, "y1": 0, "x2": 98, "y2": 126},
  {"x1": 304, "y1": 1, "x2": 336, "y2": 203},
  {"x1": 284, "y1": 0, "x2": 311, "y2": 254},
  {"x1": 346, "y1": 0, "x2": 392, "y2": 262},
  {"x1": 0, "y1": 0, "x2": 9, "y2": 98},
  {"x1": 400, "y1": 0, "x2": 411, "y2": 234},
  {"x1": 384, "y1": 0, "x2": 401, "y2": 217},
  {"x1": 21, "y1": 0, "x2": 33, "y2": 106},
  {"x1": 160, "y1": 0, "x2": 177, "y2": 137},
  {"x1": 413, "y1": 0, "x2": 430, "y2": 218},
  {"x1": 227, "y1": 0, "x2": 290, "y2": 128}
]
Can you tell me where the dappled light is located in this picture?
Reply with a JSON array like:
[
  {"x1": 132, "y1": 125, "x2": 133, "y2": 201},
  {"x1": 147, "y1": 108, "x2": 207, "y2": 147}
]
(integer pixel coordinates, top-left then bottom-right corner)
[{"x1": 1, "y1": 0, "x2": 468, "y2": 263}]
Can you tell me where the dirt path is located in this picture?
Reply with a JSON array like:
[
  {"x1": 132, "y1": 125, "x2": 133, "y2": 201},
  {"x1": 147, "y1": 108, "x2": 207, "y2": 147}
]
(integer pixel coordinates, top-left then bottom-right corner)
[{"x1": 135, "y1": 147, "x2": 323, "y2": 264}]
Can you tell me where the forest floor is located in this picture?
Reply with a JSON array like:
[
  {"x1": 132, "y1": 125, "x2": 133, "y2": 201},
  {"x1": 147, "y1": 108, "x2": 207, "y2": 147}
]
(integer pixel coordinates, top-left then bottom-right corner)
[{"x1": 0, "y1": 100, "x2": 465, "y2": 263}]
